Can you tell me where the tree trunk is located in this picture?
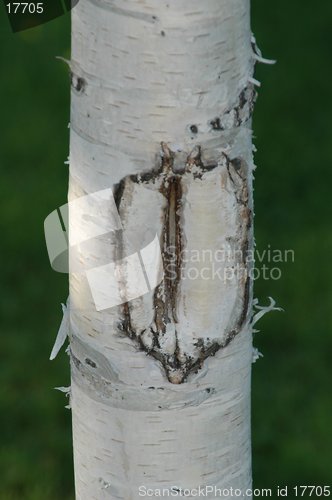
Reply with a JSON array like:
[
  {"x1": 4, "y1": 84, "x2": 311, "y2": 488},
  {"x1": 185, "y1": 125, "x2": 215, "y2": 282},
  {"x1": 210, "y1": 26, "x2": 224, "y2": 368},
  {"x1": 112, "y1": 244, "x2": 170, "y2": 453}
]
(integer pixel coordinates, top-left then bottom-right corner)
[{"x1": 68, "y1": 1, "x2": 256, "y2": 498}]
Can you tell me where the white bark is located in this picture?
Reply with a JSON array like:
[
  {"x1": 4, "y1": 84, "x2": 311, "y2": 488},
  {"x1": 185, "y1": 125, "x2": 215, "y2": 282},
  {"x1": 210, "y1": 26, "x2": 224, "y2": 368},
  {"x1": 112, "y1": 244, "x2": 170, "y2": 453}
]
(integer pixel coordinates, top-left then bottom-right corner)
[{"x1": 68, "y1": 1, "x2": 256, "y2": 498}]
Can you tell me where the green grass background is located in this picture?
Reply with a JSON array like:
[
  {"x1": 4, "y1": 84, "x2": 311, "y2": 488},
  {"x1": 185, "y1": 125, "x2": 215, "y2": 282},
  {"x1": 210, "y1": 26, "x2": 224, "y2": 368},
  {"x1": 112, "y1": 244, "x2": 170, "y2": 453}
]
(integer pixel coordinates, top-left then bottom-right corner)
[{"x1": 0, "y1": 1, "x2": 331, "y2": 498}]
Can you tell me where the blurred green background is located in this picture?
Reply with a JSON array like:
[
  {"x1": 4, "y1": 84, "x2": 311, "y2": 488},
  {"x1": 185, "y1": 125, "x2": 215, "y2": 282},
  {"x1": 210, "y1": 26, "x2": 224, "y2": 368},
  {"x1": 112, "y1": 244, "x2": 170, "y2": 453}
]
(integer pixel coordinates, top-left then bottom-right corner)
[{"x1": 0, "y1": 1, "x2": 331, "y2": 498}]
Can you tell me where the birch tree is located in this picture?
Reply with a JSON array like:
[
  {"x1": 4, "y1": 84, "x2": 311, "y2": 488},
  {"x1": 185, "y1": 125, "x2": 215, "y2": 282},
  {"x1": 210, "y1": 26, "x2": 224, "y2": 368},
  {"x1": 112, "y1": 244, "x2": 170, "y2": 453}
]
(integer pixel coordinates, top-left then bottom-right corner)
[{"x1": 59, "y1": 0, "x2": 263, "y2": 498}]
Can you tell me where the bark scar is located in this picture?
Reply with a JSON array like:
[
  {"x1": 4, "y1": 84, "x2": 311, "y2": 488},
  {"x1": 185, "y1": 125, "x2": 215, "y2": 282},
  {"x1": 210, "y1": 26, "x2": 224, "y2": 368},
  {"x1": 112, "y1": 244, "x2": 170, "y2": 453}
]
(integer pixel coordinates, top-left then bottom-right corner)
[{"x1": 113, "y1": 87, "x2": 254, "y2": 384}]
